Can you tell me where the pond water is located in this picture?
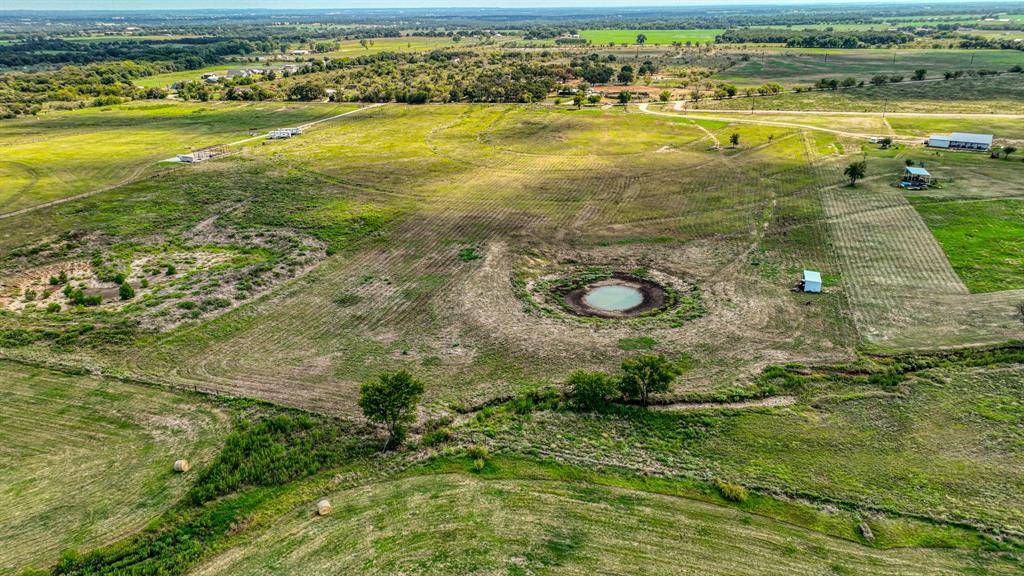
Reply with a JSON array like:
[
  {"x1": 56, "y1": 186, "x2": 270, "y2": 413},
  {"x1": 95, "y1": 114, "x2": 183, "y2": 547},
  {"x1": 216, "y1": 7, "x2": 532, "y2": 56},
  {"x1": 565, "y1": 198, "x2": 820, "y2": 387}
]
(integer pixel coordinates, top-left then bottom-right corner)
[{"x1": 583, "y1": 284, "x2": 643, "y2": 311}]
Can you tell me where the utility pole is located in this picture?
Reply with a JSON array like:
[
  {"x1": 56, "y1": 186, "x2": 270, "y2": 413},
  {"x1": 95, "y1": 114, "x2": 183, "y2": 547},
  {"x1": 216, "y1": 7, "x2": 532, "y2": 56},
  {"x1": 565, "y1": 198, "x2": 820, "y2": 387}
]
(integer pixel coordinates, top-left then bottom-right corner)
[
  {"x1": 970, "y1": 53, "x2": 975, "y2": 67},
  {"x1": 882, "y1": 97, "x2": 888, "y2": 118},
  {"x1": 751, "y1": 95, "x2": 755, "y2": 115}
]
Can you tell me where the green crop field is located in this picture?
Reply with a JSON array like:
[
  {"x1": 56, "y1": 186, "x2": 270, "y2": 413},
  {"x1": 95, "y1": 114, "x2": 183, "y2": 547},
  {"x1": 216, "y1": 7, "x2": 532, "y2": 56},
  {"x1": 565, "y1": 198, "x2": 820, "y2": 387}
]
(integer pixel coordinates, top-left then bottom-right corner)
[
  {"x1": 0, "y1": 361, "x2": 228, "y2": 574},
  {"x1": 580, "y1": 29, "x2": 724, "y2": 45}
]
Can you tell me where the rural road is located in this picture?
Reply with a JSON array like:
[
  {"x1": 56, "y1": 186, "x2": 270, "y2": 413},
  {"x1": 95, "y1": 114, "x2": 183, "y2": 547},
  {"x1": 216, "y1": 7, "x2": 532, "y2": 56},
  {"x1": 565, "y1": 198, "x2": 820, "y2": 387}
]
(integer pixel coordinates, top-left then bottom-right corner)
[
  {"x1": 636, "y1": 102, "x2": 922, "y2": 143},
  {"x1": 0, "y1": 104, "x2": 384, "y2": 221}
]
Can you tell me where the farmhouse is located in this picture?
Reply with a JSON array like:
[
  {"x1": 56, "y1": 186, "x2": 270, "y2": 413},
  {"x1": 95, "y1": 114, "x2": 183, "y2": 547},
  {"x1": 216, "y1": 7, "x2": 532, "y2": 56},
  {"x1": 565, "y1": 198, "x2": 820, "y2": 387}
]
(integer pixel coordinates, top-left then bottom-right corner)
[{"x1": 926, "y1": 132, "x2": 993, "y2": 151}]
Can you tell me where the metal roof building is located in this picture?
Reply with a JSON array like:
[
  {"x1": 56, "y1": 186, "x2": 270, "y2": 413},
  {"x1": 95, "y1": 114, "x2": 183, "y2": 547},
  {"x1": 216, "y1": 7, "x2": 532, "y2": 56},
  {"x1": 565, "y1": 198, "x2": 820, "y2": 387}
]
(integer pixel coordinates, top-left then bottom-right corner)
[{"x1": 927, "y1": 132, "x2": 993, "y2": 151}]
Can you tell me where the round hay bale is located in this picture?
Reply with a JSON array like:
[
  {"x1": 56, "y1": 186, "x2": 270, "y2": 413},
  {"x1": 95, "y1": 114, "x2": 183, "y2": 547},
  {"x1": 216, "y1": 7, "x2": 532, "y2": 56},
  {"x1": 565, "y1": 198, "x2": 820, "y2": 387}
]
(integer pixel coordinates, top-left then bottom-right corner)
[
  {"x1": 173, "y1": 459, "x2": 190, "y2": 473},
  {"x1": 316, "y1": 498, "x2": 332, "y2": 516}
]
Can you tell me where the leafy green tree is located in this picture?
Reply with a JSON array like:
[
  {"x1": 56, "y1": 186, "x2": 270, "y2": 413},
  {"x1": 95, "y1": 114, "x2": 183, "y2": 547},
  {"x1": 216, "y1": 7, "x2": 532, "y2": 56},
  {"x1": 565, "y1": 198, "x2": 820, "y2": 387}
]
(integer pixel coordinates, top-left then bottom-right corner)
[
  {"x1": 870, "y1": 74, "x2": 888, "y2": 86},
  {"x1": 617, "y1": 65, "x2": 634, "y2": 84},
  {"x1": 618, "y1": 354, "x2": 679, "y2": 406},
  {"x1": 844, "y1": 160, "x2": 867, "y2": 186},
  {"x1": 573, "y1": 92, "x2": 585, "y2": 109},
  {"x1": 729, "y1": 132, "x2": 740, "y2": 146},
  {"x1": 618, "y1": 90, "x2": 632, "y2": 105},
  {"x1": 358, "y1": 370, "x2": 425, "y2": 449},
  {"x1": 912, "y1": 69, "x2": 927, "y2": 81},
  {"x1": 566, "y1": 370, "x2": 617, "y2": 410},
  {"x1": 636, "y1": 33, "x2": 647, "y2": 45},
  {"x1": 287, "y1": 82, "x2": 327, "y2": 101},
  {"x1": 587, "y1": 94, "x2": 602, "y2": 105},
  {"x1": 659, "y1": 90, "x2": 671, "y2": 102}
]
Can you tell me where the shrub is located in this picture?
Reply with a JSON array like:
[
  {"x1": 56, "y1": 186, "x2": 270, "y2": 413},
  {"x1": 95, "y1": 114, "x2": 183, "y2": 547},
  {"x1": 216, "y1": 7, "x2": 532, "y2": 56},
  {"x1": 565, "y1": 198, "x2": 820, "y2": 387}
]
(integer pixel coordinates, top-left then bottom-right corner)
[
  {"x1": 420, "y1": 427, "x2": 453, "y2": 446},
  {"x1": 566, "y1": 370, "x2": 617, "y2": 410},
  {"x1": 166, "y1": 264, "x2": 177, "y2": 275},
  {"x1": 119, "y1": 283, "x2": 135, "y2": 301},
  {"x1": 715, "y1": 479, "x2": 749, "y2": 503},
  {"x1": 46, "y1": 302, "x2": 61, "y2": 313}
]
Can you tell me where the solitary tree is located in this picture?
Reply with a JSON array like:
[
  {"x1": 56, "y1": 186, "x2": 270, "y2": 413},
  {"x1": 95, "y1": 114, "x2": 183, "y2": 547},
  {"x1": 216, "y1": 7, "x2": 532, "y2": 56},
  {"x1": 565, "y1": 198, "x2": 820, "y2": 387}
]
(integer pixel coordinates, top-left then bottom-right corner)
[
  {"x1": 573, "y1": 92, "x2": 585, "y2": 109},
  {"x1": 358, "y1": 370, "x2": 425, "y2": 450},
  {"x1": 618, "y1": 354, "x2": 679, "y2": 407},
  {"x1": 1003, "y1": 146, "x2": 1017, "y2": 159},
  {"x1": 636, "y1": 33, "x2": 647, "y2": 45},
  {"x1": 618, "y1": 90, "x2": 632, "y2": 105},
  {"x1": 729, "y1": 132, "x2": 740, "y2": 146},
  {"x1": 844, "y1": 160, "x2": 867, "y2": 186},
  {"x1": 659, "y1": 90, "x2": 671, "y2": 102},
  {"x1": 913, "y1": 69, "x2": 927, "y2": 81}
]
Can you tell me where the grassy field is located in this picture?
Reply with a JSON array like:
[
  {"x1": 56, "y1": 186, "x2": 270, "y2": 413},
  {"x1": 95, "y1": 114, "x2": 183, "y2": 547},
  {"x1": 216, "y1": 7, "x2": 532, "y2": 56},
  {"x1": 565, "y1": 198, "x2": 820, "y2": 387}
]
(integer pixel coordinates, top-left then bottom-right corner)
[
  {"x1": 0, "y1": 101, "x2": 356, "y2": 214},
  {"x1": 190, "y1": 456, "x2": 1022, "y2": 576},
  {"x1": 0, "y1": 361, "x2": 228, "y2": 574},
  {"x1": 701, "y1": 72, "x2": 1024, "y2": 114},
  {"x1": 317, "y1": 36, "x2": 460, "y2": 58},
  {"x1": 715, "y1": 49, "x2": 1024, "y2": 87},
  {"x1": 580, "y1": 29, "x2": 724, "y2": 45},
  {"x1": 3, "y1": 91, "x2": 1024, "y2": 575},
  {"x1": 910, "y1": 198, "x2": 1024, "y2": 293}
]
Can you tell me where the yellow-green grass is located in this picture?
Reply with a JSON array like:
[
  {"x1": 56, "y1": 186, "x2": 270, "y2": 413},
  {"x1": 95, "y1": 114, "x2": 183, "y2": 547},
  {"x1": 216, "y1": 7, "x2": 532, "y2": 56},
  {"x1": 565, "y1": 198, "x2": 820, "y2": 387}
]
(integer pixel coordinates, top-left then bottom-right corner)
[
  {"x1": 318, "y1": 36, "x2": 460, "y2": 58},
  {"x1": 910, "y1": 198, "x2": 1024, "y2": 293},
  {"x1": 0, "y1": 100, "x2": 356, "y2": 214},
  {"x1": 886, "y1": 116, "x2": 1024, "y2": 140},
  {"x1": 580, "y1": 28, "x2": 724, "y2": 45},
  {"x1": 87, "y1": 104, "x2": 852, "y2": 415},
  {"x1": 0, "y1": 360, "x2": 228, "y2": 574},
  {"x1": 191, "y1": 456, "x2": 1021, "y2": 576}
]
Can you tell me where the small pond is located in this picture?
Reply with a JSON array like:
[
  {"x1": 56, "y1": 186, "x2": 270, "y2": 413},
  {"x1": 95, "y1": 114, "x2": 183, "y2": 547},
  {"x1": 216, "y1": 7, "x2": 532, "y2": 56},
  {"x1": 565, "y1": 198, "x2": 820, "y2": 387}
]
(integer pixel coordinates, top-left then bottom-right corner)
[{"x1": 582, "y1": 284, "x2": 644, "y2": 312}]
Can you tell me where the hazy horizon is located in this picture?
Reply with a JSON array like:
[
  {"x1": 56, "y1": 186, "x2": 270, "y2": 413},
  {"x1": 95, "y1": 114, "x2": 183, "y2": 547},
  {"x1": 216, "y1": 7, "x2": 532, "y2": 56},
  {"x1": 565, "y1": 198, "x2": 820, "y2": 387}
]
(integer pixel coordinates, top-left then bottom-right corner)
[{"x1": 0, "y1": 0, "x2": 991, "y2": 12}]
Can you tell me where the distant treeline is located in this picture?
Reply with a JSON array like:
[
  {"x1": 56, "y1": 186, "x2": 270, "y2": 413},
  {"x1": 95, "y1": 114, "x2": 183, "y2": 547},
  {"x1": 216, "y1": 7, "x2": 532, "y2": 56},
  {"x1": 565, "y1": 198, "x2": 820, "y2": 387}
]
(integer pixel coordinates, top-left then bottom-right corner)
[
  {"x1": 717, "y1": 28, "x2": 914, "y2": 48},
  {"x1": 0, "y1": 37, "x2": 278, "y2": 68}
]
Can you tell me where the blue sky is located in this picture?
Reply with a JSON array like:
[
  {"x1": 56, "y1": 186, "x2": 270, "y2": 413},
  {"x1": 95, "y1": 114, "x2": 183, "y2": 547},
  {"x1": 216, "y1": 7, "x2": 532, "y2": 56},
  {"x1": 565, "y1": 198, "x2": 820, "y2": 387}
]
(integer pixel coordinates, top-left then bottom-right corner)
[{"x1": 0, "y1": 0, "x2": 970, "y2": 10}]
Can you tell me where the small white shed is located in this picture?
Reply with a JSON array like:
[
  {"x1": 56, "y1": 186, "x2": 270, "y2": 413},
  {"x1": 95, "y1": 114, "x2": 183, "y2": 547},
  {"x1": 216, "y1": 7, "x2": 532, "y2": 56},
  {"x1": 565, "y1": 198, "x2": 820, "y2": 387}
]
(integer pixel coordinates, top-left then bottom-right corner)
[{"x1": 802, "y1": 270, "x2": 822, "y2": 293}]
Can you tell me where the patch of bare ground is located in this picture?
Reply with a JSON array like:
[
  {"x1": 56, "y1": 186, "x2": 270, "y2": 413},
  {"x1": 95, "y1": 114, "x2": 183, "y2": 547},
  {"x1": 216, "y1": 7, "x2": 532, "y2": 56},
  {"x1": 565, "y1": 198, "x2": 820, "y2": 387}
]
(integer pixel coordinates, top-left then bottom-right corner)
[{"x1": 448, "y1": 241, "x2": 851, "y2": 400}]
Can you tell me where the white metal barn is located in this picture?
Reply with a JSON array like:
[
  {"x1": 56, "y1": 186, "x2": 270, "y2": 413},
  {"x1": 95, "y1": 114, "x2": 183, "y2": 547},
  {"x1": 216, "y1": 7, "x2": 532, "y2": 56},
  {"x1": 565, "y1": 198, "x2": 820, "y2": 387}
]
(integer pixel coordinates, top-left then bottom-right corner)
[{"x1": 926, "y1": 132, "x2": 993, "y2": 151}]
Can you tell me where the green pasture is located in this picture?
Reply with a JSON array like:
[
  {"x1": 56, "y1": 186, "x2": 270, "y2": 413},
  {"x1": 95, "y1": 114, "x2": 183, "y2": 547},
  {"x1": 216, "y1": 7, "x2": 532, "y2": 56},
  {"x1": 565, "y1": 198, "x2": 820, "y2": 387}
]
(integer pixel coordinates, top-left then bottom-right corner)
[
  {"x1": 189, "y1": 455, "x2": 1019, "y2": 576},
  {"x1": 0, "y1": 101, "x2": 356, "y2": 214},
  {"x1": 0, "y1": 361, "x2": 228, "y2": 574},
  {"x1": 715, "y1": 49, "x2": 1024, "y2": 86},
  {"x1": 317, "y1": 36, "x2": 460, "y2": 58},
  {"x1": 580, "y1": 29, "x2": 724, "y2": 45},
  {"x1": 701, "y1": 72, "x2": 1024, "y2": 113},
  {"x1": 911, "y1": 198, "x2": 1024, "y2": 293}
]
